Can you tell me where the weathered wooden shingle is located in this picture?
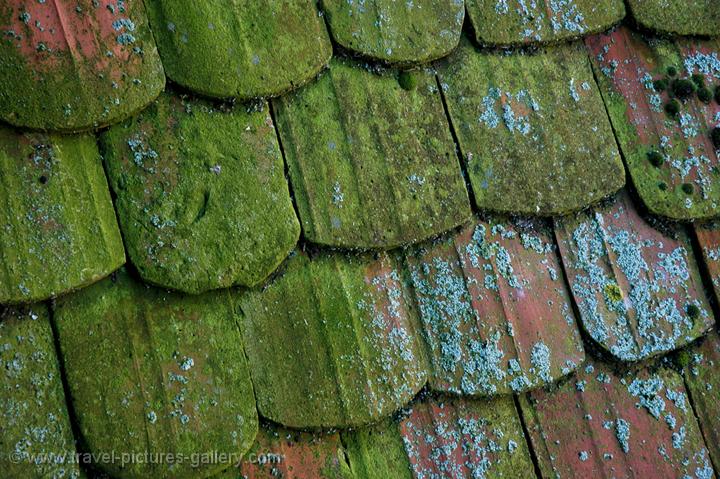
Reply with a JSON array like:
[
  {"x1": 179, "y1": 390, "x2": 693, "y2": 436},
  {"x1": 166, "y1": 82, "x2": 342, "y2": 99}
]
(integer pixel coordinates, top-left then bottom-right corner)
[
  {"x1": 0, "y1": 0, "x2": 165, "y2": 131},
  {"x1": 555, "y1": 191, "x2": 713, "y2": 362},
  {"x1": 587, "y1": 26, "x2": 720, "y2": 220},
  {"x1": 437, "y1": 36, "x2": 625, "y2": 216},
  {"x1": 274, "y1": 58, "x2": 471, "y2": 249},
  {"x1": 1, "y1": 305, "x2": 81, "y2": 479},
  {"x1": 466, "y1": 0, "x2": 625, "y2": 46},
  {"x1": 0, "y1": 126, "x2": 125, "y2": 304},
  {"x1": 682, "y1": 331, "x2": 720, "y2": 469},
  {"x1": 144, "y1": 1, "x2": 331, "y2": 99},
  {"x1": 342, "y1": 418, "x2": 413, "y2": 479},
  {"x1": 239, "y1": 251, "x2": 428, "y2": 428},
  {"x1": 400, "y1": 395, "x2": 535, "y2": 478},
  {"x1": 405, "y1": 216, "x2": 584, "y2": 396},
  {"x1": 100, "y1": 92, "x2": 299, "y2": 294},
  {"x1": 695, "y1": 221, "x2": 720, "y2": 302},
  {"x1": 53, "y1": 269, "x2": 258, "y2": 479},
  {"x1": 626, "y1": 0, "x2": 720, "y2": 37},
  {"x1": 321, "y1": 0, "x2": 464, "y2": 64},
  {"x1": 521, "y1": 360, "x2": 714, "y2": 478}
]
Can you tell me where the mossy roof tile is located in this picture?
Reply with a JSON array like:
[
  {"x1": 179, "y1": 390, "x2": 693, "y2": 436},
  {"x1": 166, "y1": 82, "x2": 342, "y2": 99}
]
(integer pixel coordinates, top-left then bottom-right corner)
[
  {"x1": 321, "y1": 0, "x2": 464, "y2": 64},
  {"x1": 143, "y1": 1, "x2": 332, "y2": 99},
  {"x1": 238, "y1": 250, "x2": 428, "y2": 429},
  {"x1": 587, "y1": 26, "x2": 720, "y2": 221},
  {"x1": 466, "y1": 0, "x2": 625, "y2": 47},
  {"x1": 0, "y1": 0, "x2": 165, "y2": 132},
  {"x1": 0, "y1": 126, "x2": 125, "y2": 304},
  {"x1": 521, "y1": 359, "x2": 713, "y2": 478},
  {"x1": 274, "y1": 58, "x2": 471, "y2": 248},
  {"x1": 341, "y1": 418, "x2": 413, "y2": 479},
  {"x1": 227, "y1": 423, "x2": 351, "y2": 479},
  {"x1": 0, "y1": 305, "x2": 81, "y2": 479},
  {"x1": 682, "y1": 330, "x2": 720, "y2": 469},
  {"x1": 437, "y1": 36, "x2": 625, "y2": 216},
  {"x1": 399, "y1": 395, "x2": 535, "y2": 478},
  {"x1": 405, "y1": 216, "x2": 585, "y2": 396},
  {"x1": 555, "y1": 190, "x2": 714, "y2": 362},
  {"x1": 53, "y1": 269, "x2": 258, "y2": 479},
  {"x1": 100, "y1": 91, "x2": 299, "y2": 294},
  {"x1": 626, "y1": 0, "x2": 720, "y2": 37}
]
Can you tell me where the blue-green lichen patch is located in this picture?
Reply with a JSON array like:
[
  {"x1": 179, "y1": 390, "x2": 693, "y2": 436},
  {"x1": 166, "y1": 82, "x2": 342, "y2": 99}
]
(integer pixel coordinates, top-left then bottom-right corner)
[
  {"x1": 399, "y1": 395, "x2": 535, "y2": 478},
  {"x1": 238, "y1": 250, "x2": 428, "y2": 428},
  {"x1": 0, "y1": 126, "x2": 125, "y2": 304},
  {"x1": 554, "y1": 190, "x2": 714, "y2": 362},
  {"x1": 626, "y1": 0, "x2": 720, "y2": 37},
  {"x1": 273, "y1": 58, "x2": 471, "y2": 249},
  {"x1": 0, "y1": 0, "x2": 164, "y2": 131},
  {"x1": 1, "y1": 305, "x2": 81, "y2": 479},
  {"x1": 437, "y1": 36, "x2": 625, "y2": 216},
  {"x1": 465, "y1": 0, "x2": 625, "y2": 46},
  {"x1": 52, "y1": 269, "x2": 258, "y2": 479},
  {"x1": 587, "y1": 27, "x2": 720, "y2": 220},
  {"x1": 100, "y1": 91, "x2": 299, "y2": 294},
  {"x1": 321, "y1": 0, "x2": 464, "y2": 64},
  {"x1": 144, "y1": 0, "x2": 331, "y2": 99},
  {"x1": 681, "y1": 331, "x2": 720, "y2": 468},
  {"x1": 405, "y1": 216, "x2": 584, "y2": 396},
  {"x1": 521, "y1": 360, "x2": 714, "y2": 478}
]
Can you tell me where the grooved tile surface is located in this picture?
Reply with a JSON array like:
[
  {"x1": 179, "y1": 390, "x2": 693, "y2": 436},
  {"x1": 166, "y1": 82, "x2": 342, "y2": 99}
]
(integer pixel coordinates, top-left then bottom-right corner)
[
  {"x1": 521, "y1": 360, "x2": 714, "y2": 479},
  {"x1": 0, "y1": 305, "x2": 81, "y2": 479},
  {"x1": 0, "y1": 126, "x2": 125, "y2": 304},
  {"x1": 555, "y1": 191, "x2": 714, "y2": 361},
  {"x1": 587, "y1": 27, "x2": 720, "y2": 220},
  {"x1": 144, "y1": 0, "x2": 332, "y2": 99},
  {"x1": 405, "y1": 216, "x2": 585, "y2": 396},
  {"x1": 466, "y1": 0, "x2": 625, "y2": 46},
  {"x1": 239, "y1": 251, "x2": 428, "y2": 428},
  {"x1": 0, "y1": 0, "x2": 165, "y2": 131},
  {"x1": 321, "y1": 0, "x2": 464, "y2": 64},
  {"x1": 101, "y1": 91, "x2": 299, "y2": 294},
  {"x1": 437, "y1": 36, "x2": 625, "y2": 216},
  {"x1": 274, "y1": 58, "x2": 471, "y2": 249},
  {"x1": 53, "y1": 270, "x2": 258, "y2": 479}
]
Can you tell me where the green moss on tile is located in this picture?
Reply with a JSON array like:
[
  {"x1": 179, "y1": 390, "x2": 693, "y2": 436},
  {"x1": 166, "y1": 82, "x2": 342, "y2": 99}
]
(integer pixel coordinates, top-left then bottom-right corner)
[
  {"x1": 437, "y1": 36, "x2": 625, "y2": 216},
  {"x1": 0, "y1": 0, "x2": 164, "y2": 131},
  {"x1": 52, "y1": 269, "x2": 258, "y2": 479},
  {"x1": 144, "y1": 0, "x2": 331, "y2": 99},
  {"x1": 100, "y1": 91, "x2": 299, "y2": 294},
  {"x1": 627, "y1": 0, "x2": 720, "y2": 36},
  {"x1": 0, "y1": 126, "x2": 125, "y2": 304},
  {"x1": 466, "y1": 0, "x2": 625, "y2": 46},
  {"x1": 274, "y1": 58, "x2": 471, "y2": 249},
  {"x1": 321, "y1": 0, "x2": 464, "y2": 64},
  {"x1": 238, "y1": 250, "x2": 428, "y2": 428},
  {"x1": 342, "y1": 419, "x2": 413, "y2": 479},
  {"x1": 1, "y1": 305, "x2": 82, "y2": 479}
]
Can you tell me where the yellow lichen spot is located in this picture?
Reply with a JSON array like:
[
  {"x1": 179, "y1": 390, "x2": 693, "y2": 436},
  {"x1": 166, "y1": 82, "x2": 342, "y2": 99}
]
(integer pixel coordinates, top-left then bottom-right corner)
[{"x1": 604, "y1": 283, "x2": 623, "y2": 302}]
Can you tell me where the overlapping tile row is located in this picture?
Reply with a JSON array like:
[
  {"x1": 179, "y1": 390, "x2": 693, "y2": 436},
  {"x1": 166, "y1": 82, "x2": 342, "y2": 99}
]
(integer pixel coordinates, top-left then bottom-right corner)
[
  {"x1": 437, "y1": 36, "x2": 625, "y2": 216},
  {"x1": 405, "y1": 216, "x2": 584, "y2": 395},
  {"x1": 321, "y1": 0, "x2": 464, "y2": 64},
  {"x1": 626, "y1": 0, "x2": 720, "y2": 37},
  {"x1": 273, "y1": 59, "x2": 471, "y2": 249},
  {"x1": 465, "y1": 0, "x2": 625, "y2": 46},
  {"x1": 100, "y1": 91, "x2": 299, "y2": 294},
  {"x1": 144, "y1": 0, "x2": 332, "y2": 99},
  {"x1": 520, "y1": 359, "x2": 715, "y2": 478},
  {"x1": 587, "y1": 26, "x2": 720, "y2": 221},
  {"x1": 0, "y1": 126, "x2": 125, "y2": 304},
  {"x1": 555, "y1": 190, "x2": 713, "y2": 361},
  {"x1": 53, "y1": 269, "x2": 258, "y2": 479},
  {"x1": 0, "y1": 0, "x2": 165, "y2": 131}
]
